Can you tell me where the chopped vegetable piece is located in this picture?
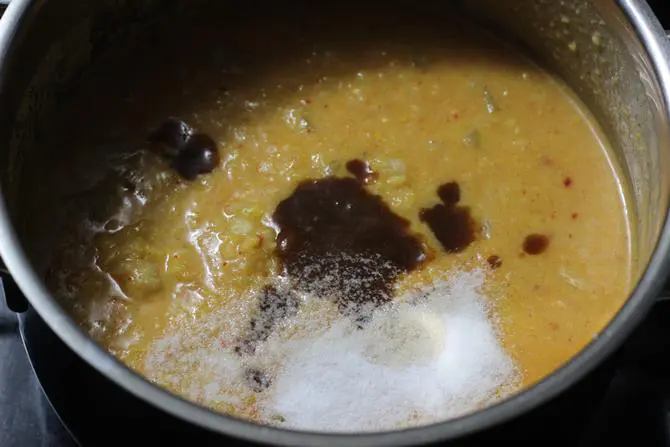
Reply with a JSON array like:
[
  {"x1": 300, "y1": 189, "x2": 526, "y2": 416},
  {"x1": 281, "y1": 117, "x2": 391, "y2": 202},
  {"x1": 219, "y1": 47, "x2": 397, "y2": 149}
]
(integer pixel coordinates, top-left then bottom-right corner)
[
  {"x1": 483, "y1": 87, "x2": 498, "y2": 113},
  {"x1": 463, "y1": 129, "x2": 481, "y2": 148}
]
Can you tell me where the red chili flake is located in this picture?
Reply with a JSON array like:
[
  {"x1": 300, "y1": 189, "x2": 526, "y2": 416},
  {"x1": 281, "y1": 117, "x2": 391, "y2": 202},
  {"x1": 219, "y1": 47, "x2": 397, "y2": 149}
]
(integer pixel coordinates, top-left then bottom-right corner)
[
  {"x1": 255, "y1": 233, "x2": 265, "y2": 249},
  {"x1": 563, "y1": 177, "x2": 573, "y2": 187},
  {"x1": 571, "y1": 212, "x2": 579, "y2": 219}
]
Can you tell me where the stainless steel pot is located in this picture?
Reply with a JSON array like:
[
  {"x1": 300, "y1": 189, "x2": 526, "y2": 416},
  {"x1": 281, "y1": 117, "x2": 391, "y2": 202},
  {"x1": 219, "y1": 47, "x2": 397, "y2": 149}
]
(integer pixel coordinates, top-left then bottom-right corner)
[{"x1": 0, "y1": 0, "x2": 669, "y2": 445}]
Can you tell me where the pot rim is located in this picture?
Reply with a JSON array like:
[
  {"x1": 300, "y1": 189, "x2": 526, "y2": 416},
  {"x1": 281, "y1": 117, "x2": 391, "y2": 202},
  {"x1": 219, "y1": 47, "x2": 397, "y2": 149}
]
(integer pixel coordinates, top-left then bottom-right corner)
[{"x1": 1, "y1": 0, "x2": 670, "y2": 445}]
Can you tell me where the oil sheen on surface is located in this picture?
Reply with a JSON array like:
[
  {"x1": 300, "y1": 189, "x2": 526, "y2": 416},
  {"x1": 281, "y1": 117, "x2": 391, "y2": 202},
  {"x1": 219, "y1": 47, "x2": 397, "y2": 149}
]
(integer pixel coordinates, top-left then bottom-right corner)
[{"x1": 41, "y1": 5, "x2": 632, "y2": 430}]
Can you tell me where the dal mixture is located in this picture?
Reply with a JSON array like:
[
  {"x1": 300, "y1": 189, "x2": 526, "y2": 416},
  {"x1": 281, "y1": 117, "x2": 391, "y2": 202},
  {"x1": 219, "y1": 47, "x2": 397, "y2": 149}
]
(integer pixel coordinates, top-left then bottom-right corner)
[{"x1": 40, "y1": 5, "x2": 632, "y2": 432}]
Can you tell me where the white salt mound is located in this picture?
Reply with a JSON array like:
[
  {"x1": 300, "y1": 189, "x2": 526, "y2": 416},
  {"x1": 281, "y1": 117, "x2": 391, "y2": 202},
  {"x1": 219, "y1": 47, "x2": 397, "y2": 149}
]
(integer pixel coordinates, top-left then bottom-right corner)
[
  {"x1": 363, "y1": 306, "x2": 446, "y2": 367},
  {"x1": 144, "y1": 269, "x2": 519, "y2": 433},
  {"x1": 261, "y1": 269, "x2": 518, "y2": 432}
]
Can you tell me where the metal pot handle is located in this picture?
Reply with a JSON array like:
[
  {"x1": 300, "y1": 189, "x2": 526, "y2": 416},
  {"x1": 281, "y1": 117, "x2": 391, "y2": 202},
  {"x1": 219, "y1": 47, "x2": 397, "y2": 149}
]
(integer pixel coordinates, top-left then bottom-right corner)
[{"x1": 0, "y1": 268, "x2": 28, "y2": 313}]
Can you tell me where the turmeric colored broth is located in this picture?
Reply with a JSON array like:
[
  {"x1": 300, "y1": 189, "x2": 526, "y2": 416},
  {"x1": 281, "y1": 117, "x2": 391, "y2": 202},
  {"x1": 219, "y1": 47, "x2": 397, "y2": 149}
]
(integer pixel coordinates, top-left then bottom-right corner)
[{"x1": 42, "y1": 5, "x2": 631, "y2": 426}]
